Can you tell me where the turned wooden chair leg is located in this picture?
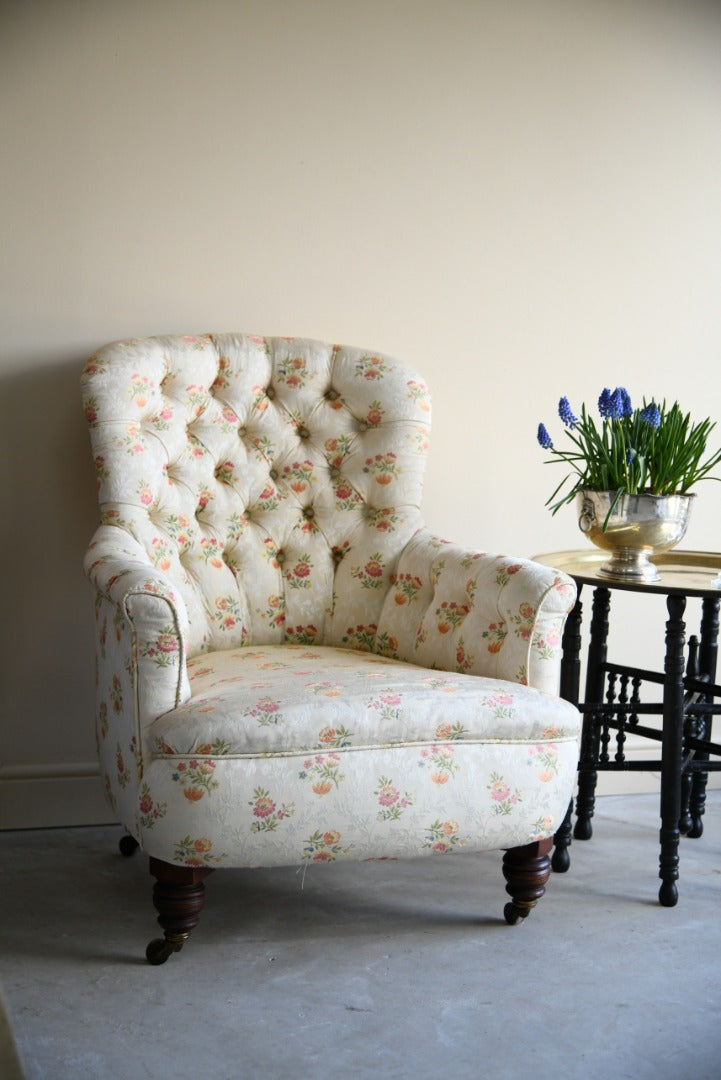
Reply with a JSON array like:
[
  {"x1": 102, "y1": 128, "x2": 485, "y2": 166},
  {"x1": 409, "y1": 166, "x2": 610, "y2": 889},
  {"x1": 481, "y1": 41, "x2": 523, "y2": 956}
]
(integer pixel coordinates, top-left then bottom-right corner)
[
  {"x1": 146, "y1": 857, "x2": 214, "y2": 965},
  {"x1": 502, "y1": 837, "x2": 553, "y2": 925}
]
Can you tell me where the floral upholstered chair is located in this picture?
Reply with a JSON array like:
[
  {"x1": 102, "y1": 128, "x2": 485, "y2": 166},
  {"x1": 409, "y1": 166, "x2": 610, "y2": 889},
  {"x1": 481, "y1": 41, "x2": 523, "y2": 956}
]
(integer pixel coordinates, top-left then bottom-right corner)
[{"x1": 81, "y1": 333, "x2": 580, "y2": 964}]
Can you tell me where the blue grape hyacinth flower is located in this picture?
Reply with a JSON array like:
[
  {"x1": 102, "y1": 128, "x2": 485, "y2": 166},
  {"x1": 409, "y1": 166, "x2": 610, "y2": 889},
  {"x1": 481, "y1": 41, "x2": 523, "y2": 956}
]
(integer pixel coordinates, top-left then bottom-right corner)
[
  {"x1": 598, "y1": 388, "x2": 613, "y2": 419},
  {"x1": 558, "y1": 396, "x2": 577, "y2": 428},
  {"x1": 641, "y1": 402, "x2": 661, "y2": 429},
  {"x1": 537, "y1": 423, "x2": 553, "y2": 450},
  {"x1": 609, "y1": 387, "x2": 632, "y2": 419}
]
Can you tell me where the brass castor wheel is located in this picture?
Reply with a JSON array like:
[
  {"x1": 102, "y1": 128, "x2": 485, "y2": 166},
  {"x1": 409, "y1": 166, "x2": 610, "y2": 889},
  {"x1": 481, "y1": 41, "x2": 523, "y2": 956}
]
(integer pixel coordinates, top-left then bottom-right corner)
[
  {"x1": 119, "y1": 834, "x2": 140, "y2": 857},
  {"x1": 145, "y1": 937, "x2": 183, "y2": 965},
  {"x1": 503, "y1": 902, "x2": 530, "y2": 926}
]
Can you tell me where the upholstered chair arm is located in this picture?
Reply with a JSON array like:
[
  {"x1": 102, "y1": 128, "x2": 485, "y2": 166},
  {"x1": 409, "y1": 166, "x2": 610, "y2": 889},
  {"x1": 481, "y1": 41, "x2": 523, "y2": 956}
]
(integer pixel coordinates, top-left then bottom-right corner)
[
  {"x1": 84, "y1": 525, "x2": 191, "y2": 722},
  {"x1": 376, "y1": 529, "x2": 576, "y2": 693}
]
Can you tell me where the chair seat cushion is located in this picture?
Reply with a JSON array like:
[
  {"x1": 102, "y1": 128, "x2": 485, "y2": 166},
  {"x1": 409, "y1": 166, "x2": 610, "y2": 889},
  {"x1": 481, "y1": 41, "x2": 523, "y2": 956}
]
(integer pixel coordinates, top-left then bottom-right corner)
[{"x1": 150, "y1": 644, "x2": 580, "y2": 759}]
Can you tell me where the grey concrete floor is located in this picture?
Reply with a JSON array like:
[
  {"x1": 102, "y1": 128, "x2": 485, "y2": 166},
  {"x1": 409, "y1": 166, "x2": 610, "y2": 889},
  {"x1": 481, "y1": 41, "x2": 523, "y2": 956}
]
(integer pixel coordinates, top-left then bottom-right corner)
[{"x1": 1, "y1": 793, "x2": 720, "y2": 1080}]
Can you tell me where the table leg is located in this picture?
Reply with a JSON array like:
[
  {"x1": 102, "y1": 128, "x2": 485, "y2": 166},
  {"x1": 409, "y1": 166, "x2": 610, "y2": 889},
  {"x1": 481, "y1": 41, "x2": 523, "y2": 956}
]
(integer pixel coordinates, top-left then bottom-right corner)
[
  {"x1": 679, "y1": 636, "x2": 698, "y2": 836},
  {"x1": 552, "y1": 589, "x2": 583, "y2": 873},
  {"x1": 574, "y1": 586, "x2": 611, "y2": 841},
  {"x1": 659, "y1": 593, "x2": 687, "y2": 907},
  {"x1": 688, "y1": 596, "x2": 720, "y2": 839}
]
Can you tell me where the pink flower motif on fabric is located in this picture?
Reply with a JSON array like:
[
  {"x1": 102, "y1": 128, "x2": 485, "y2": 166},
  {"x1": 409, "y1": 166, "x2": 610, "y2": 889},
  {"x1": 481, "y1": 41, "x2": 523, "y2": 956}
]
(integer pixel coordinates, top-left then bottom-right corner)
[
  {"x1": 248, "y1": 696, "x2": 285, "y2": 726},
  {"x1": 368, "y1": 690, "x2": 403, "y2": 722},
  {"x1": 286, "y1": 555, "x2": 313, "y2": 589},
  {"x1": 487, "y1": 772, "x2": 522, "y2": 815},
  {"x1": 249, "y1": 787, "x2": 295, "y2": 832},
  {"x1": 374, "y1": 776, "x2": 415, "y2": 821},
  {"x1": 351, "y1": 552, "x2": 386, "y2": 589}
]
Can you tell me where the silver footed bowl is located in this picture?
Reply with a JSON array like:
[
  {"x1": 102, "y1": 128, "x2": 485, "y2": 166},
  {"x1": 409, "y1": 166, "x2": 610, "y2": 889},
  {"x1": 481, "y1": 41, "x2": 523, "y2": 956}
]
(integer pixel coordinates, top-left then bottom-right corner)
[{"x1": 577, "y1": 490, "x2": 694, "y2": 582}]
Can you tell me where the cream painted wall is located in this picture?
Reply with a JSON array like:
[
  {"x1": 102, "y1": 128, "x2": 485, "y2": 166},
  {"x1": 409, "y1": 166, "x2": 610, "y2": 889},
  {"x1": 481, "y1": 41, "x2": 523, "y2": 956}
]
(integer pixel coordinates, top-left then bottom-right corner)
[{"x1": 2, "y1": 0, "x2": 720, "y2": 826}]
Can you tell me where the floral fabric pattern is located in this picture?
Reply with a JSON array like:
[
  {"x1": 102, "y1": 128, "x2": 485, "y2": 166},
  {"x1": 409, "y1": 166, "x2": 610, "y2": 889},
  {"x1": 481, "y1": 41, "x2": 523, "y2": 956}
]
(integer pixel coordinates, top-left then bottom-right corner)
[
  {"x1": 375, "y1": 776, "x2": 415, "y2": 820},
  {"x1": 82, "y1": 333, "x2": 579, "y2": 871},
  {"x1": 424, "y1": 820, "x2": 464, "y2": 853},
  {"x1": 376, "y1": 529, "x2": 576, "y2": 695},
  {"x1": 249, "y1": 787, "x2": 295, "y2": 832},
  {"x1": 148, "y1": 645, "x2": 579, "y2": 757}
]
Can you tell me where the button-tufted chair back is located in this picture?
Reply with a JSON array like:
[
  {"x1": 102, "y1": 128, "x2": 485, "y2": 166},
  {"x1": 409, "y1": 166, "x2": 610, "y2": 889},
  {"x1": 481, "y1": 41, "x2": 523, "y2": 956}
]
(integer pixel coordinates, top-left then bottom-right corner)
[{"x1": 81, "y1": 334, "x2": 431, "y2": 658}]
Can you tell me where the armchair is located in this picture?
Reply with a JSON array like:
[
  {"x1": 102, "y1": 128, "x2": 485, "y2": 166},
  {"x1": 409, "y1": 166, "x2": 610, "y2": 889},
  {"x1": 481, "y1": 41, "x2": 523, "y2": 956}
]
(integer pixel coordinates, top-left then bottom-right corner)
[{"x1": 81, "y1": 333, "x2": 580, "y2": 963}]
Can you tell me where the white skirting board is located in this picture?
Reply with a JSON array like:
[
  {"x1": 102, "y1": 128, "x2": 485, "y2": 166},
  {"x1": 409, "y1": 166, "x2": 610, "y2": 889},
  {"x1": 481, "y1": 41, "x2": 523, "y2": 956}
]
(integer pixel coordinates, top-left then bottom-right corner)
[{"x1": 0, "y1": 764, "x2": 116, "y2": 830}]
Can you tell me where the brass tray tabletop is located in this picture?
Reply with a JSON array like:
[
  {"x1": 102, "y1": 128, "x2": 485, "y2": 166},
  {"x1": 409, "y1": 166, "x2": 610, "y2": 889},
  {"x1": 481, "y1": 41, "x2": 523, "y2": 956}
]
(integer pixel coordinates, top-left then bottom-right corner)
[{"x1": 533, "y1": 549, "x2": 721, "y2": 598}]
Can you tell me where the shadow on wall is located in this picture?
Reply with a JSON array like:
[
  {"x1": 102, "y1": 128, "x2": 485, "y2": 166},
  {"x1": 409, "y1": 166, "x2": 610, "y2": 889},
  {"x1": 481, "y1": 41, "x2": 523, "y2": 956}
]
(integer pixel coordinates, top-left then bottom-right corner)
[{"x1": 0, "y1": 356, "x2": 100, "y2": 772}]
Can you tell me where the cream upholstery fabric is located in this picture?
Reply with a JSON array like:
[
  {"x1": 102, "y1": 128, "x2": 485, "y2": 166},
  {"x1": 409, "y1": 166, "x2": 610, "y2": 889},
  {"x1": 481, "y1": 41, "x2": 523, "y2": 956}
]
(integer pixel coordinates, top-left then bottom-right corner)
[{"x1": 82, "y1": 334, "x2": 579, "y2": 869}]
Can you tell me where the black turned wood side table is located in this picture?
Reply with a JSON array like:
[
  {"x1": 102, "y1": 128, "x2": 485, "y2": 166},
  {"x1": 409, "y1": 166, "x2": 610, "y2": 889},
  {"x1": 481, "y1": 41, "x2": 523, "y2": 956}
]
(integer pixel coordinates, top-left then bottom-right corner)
[{"x1": 534, "y1": 549, "x2": 721, "y2": 906}]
